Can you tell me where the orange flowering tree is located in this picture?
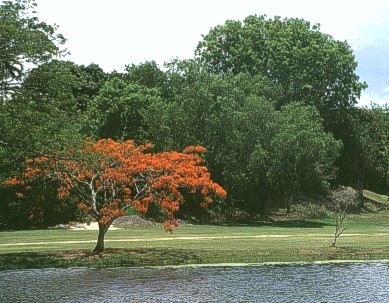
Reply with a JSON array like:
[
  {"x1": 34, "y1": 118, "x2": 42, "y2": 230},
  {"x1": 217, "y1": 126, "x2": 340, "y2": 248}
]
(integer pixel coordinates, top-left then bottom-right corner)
[{"x1": 6, "y1": 138, "x2": 226, "y2": 252}]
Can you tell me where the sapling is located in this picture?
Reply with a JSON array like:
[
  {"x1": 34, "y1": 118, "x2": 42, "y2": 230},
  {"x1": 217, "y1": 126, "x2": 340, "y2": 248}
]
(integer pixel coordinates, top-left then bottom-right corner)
[{"x1": 329, "y1": 187, "x2": 358, "y2": 247}]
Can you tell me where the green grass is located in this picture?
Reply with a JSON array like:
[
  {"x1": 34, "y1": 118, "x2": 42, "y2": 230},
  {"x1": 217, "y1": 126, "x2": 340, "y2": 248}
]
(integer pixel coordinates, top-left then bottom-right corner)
[{"x1": 1, "y1": 210, "x2": 389, "y2": 270}]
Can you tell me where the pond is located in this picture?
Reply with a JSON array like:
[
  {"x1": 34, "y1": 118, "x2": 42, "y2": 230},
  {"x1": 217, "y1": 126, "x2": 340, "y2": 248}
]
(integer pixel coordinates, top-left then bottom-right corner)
[{"x1": 1, "y1": 262, "x2": 389, "y2": 302}]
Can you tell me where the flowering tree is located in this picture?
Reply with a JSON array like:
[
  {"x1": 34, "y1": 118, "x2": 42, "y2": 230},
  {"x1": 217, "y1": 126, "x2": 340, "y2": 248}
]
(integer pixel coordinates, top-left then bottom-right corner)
[{"x1": 6, "y1": 138, "x2": 226, "y2": 252}]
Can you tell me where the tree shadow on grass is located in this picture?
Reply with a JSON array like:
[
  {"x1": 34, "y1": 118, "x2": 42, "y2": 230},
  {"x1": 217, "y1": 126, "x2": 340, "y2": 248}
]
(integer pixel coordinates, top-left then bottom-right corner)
[
  {"x1": 263, "y1": 219, "x2": 332, "y2": 228},
  {"x1": 0, "y1": 248, "x2": 202, "y2": 271}
]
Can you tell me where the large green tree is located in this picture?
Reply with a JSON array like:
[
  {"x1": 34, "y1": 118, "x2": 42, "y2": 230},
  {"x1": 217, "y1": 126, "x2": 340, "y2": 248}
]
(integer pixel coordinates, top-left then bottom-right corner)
[
  {"x1": 267, "y1": 103, "x2": 342, "y2": 213},
  {"x1": 0, "y1": 0, "x2": 66, "y2": 97},
  {"x1": 144, "y1": 60, "x2": 342, "y2": 216},
  {"x1": 143, "y1": 60, "x2": 280, "y2": 216},
  {"x1": 196, "y1": 15, "x2": 366, "y2": 112},
  {"x1": 0, "y1": 89, "x2": 83, "y2": 227},
  {"x1": 1, "y1": 60, "x2": 100, "y2": 161},
  {"x1": 195, "y1": 15, "x2": 368, "y2": 192}
]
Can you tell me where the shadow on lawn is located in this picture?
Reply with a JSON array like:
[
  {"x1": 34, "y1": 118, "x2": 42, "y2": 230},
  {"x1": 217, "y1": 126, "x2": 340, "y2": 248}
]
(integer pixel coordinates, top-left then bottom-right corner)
[
  {"x1": 0, "y1": 248, "x2": 203, "y2": 271},
  {"x1": 264, "y1": 219, "x2": 331, "y2": 228}
]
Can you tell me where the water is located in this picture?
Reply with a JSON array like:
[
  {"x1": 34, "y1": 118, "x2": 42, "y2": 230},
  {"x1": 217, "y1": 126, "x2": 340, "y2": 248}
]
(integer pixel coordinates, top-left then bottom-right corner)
[{"x1": 1, "y1": 262, "x2": 389, "y2": 302}]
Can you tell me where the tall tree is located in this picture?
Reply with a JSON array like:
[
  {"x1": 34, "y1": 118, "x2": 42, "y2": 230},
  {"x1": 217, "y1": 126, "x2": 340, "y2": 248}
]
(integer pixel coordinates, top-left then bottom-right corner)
[
  {"x1": 267, "y1": 103, "x2": 342, "y2": 213},
  {"x1": 144, "y1": 60, "x2": 282, "y2": 215},
  {"x1": 0, "y1": 0, "x2": 66, "y2": 97},
  {"x1": 0, "y1": 0, "x2": 70, "y2": 227},
  {"x1": 196, "y1": 15, "x2": 367, "y2": 191},
  {"x1": 196, "y1": 15, "x2": 366, "y2": 113},
  {"x1": 0, "y1": 0, "x2": 71, "y2": 159}
]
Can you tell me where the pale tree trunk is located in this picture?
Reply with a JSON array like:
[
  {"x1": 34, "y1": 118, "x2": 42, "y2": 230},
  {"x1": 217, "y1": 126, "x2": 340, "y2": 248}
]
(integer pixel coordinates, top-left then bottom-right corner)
[
  {"x1": 331, "y1": 211, "x2": 347, "y2": 247},
  {"x1": 286, "y1": 193, "x2": 293, "y2": 215},
  {"x1": 93, "y1": 222, "x2": 110, "y2": 253}
]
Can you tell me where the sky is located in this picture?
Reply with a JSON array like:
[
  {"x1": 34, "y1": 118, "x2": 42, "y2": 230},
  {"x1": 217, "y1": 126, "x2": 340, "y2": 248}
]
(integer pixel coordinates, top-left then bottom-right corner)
[{"x1": 34, "y1": 0, "x2": 389, "y2": 106}]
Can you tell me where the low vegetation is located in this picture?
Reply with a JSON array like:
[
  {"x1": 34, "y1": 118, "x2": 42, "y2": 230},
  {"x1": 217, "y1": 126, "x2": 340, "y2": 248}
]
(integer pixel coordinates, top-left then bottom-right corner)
[{"x1": 1, "y1": 209, "x2": 389, "y2": 270}]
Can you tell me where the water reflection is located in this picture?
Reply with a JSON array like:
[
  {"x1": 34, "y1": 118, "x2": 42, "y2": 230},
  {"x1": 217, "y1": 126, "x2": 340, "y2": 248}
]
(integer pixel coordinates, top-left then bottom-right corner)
[{"x1": 1, "y1": 262, "x2": 389, "y2": 302}]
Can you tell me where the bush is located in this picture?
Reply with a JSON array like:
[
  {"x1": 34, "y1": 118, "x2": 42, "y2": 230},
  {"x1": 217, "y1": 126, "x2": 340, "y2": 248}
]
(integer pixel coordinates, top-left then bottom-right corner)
[{"x1": 292, "y1": 201, "x2": 330, "y2": 219}]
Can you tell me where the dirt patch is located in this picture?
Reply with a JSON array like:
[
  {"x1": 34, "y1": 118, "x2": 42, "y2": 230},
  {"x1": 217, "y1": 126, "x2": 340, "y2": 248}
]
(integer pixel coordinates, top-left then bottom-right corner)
[{"x1": 112, "y1": 215, "x2": 155, "y2": 227}]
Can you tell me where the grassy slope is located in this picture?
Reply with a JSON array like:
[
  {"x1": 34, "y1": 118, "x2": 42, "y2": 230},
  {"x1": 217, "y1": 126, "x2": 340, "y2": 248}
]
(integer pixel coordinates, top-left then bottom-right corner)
[{"x1": 1, "y1": 210, "x2": 389, "y2": 270}]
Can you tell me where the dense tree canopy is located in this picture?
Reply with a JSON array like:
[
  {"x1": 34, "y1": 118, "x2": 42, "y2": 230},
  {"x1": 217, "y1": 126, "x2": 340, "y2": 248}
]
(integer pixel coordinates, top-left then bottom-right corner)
[
  {"x1": 195, "y1": 14, "x2": 379, "y2": 196},
  {"x1": 142, "y1": 61, "x2": 342, "y2": 216},
  {"x1": 1, "y1": 3, "x2": 388, "y2": 228},
  {"x1": 196, "y1": 15, "x2": 366, "y2": 112}
]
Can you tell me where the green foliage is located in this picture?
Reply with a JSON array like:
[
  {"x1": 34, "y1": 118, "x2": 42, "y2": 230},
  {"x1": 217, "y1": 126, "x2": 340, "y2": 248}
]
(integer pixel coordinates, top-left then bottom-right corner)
[
  {"x1": 71, "y1": 63, "x2": 108, "y2": 111},
  {"x1": 267, "y1": 103, "x2": 342, "y2": 206},
  {"x1": 144, "y1": 60, "x2": 341, "y2": 215},
  {"x1": 0, "y1": 0, "x2": 66, "y2": 97},
  {"x1": 371, "y1": 104, "x2": 389, "y2": 191},
  {"x1": 196, "y1": 15, "x2": 366, "y2": 111},
  {"x1": 1, "y1": 92, "x2": 82, "y2": 155},
  {"x1": 21, "y1": 60, "x2": 107, "y2": 111},
  {"x1": 124, "y1": 61, "x2": 166, "y2": 90},
  {"x1": 2, "y1": 6, "x2": 388, "y2": 228},
  {"x1": 336, "y1": 107, "x2": 388, "y2": 193},
  {"x1": 291, "y1": 202, "x2": 330, "y2": 219},
  {"x1": 20, "y1": 60, "x2": 78, "y2": 110},
  {"x1": 0, "y1": 60, "x2": 106, "y2": 167},
  {"x1": 195, "y1": 14, "x2": 379, "y2": 200},
  {"x1": 87, "y1": 77, "x2": 161, "y2": 142},
  {"x1": 0, "y1": 87, "x2": 84, "y2": 226},
  {"x1": 0, "y1": 1, "x2": 97, "y2": 227}
]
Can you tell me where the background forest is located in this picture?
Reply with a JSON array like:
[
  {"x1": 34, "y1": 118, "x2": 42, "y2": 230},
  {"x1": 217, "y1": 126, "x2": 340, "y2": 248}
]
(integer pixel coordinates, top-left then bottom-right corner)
[{"x1": 1, "y1": 0, "x2": 388, "y2": 228}]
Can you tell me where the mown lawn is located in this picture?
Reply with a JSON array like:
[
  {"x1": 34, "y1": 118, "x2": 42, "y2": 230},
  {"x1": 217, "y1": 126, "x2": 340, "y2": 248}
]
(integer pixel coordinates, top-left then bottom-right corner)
[{"x1": 1, "y1": 210, "x2": 389, "y2": 270}]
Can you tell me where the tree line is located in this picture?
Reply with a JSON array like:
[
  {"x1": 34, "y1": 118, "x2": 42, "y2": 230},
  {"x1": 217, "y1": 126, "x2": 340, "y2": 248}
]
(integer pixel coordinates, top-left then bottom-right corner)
[{"x1": 1, "y1": 0, "x2": 388, "y2": 228}]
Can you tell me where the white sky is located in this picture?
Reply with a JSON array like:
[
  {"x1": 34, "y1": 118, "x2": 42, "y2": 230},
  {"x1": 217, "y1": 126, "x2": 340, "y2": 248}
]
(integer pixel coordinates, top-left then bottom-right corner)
[{"x1": 35, "y1": 0, "x2": 389, "y2": 105}]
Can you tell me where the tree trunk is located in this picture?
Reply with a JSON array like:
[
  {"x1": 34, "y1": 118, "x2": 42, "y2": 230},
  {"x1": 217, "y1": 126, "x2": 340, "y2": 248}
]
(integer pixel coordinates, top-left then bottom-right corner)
[
  {"x1": 357, "y1": 169, "x2": 365, "y2": 209},
  {"x1": 286, "y1": 194, "x2": 292, "y2": 215},
  {"x1": 93, "y1": 222, "x2": 109, "y2": 253}
]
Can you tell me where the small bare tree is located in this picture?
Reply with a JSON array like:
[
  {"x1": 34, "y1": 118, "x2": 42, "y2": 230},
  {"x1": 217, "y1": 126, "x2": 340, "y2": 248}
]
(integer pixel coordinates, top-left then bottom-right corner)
[{"x1": 328, "y1": 187, "x2": 358, "y2": 247}]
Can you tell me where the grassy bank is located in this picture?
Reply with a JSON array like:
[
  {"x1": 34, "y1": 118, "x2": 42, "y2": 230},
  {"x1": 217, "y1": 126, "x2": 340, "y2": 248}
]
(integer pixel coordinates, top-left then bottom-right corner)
[{"x1": 1, "y1": 210, "x2": 389, "y2": 270}]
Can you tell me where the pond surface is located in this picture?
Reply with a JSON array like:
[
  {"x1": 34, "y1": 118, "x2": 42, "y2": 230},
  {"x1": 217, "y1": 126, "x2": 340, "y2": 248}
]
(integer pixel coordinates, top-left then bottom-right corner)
[{"x1": 1, "y1": 262, "x2": 389, "y2": 302}]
